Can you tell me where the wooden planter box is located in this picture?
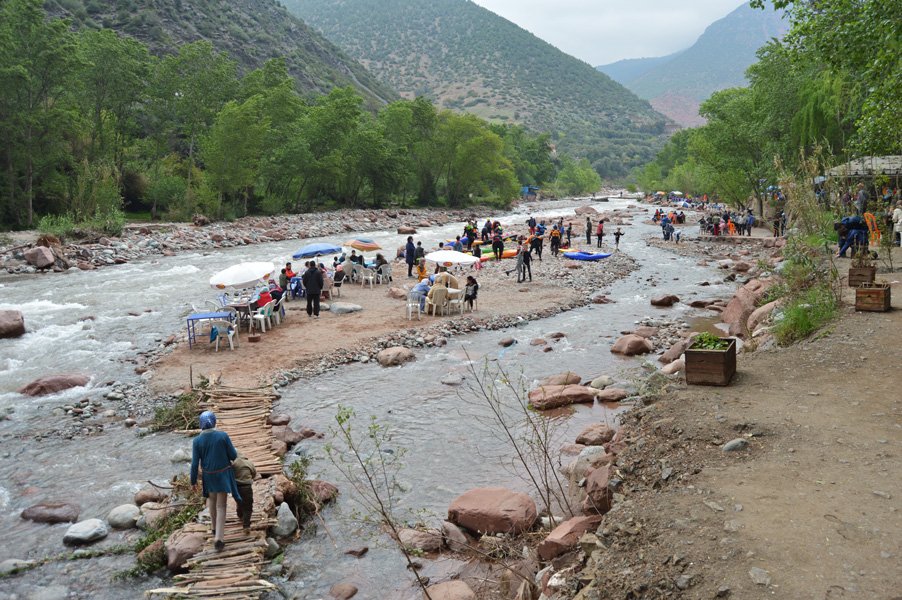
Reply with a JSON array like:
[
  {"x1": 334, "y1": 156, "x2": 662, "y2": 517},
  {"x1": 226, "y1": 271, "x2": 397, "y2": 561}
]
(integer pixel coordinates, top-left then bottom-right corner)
[
  {"x1": 855, "y1": 283, "x2": 891, "y2": 312},
  {"x1": 848, "y1": 266, "x2": 877, "y2": 288},
  {"x1": 685, "y1": 338, "x2": 737, "y2": 386}
]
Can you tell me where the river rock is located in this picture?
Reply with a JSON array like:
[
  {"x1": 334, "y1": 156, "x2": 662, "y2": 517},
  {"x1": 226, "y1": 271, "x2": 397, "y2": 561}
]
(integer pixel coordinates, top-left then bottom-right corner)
[
  {"x1": 0, "y1": 310, "x2": 26, "y2": 338},
  {"x1": 747, "y1": 300, "x2": 778, "y2": 331},
  {"x1": 661, "y1": 359, "x2": 685, "y2": 375},
  {"x1": 528, "y1": 384, "x2": 597, "y2": 410},
  {"x1": 24, "y1": 246, "x2": 55, "y2": 268},
  {"x1": 21, "y1": 501, "x2": 80, "y2": 524},
  {"x1": 630, "y1": 326, "x2": 658, "y2": 338},
  {"x1": 170, "y1": 448, "x2": 191, "y2": 463},
  {"x1": 267, "y1": 412, "x2": 291, "y2": 426},
  {"x1": 574, "y1": 206, "x2": 598, "y2": 215},
  {"x1": 588, "y1": 376, "x2": 614, "y2": 390},
  {"x1": 659, "y1": 340, "x2": 690, "y2": 364},
  {"x1": 107, "y1": 504, "x2": 140, "y2": 529},
  {"x1": 650, "y1": 294, "x2": 679, "y2": 307},
  {"x1": 418, "y1": 220, "x2": 432, "y2": 227},
  {"x1": 594, "y1": 388, "x2": 630, "y2": 402},
  {"x1": 386, "y1": 287, "x2": 408, "y2": 300},
  {"x1": 397, "y1": 226, "x2": 417, "y2": 234},
  {"x1": 530, "y1": 338, "x2": 547, "y2": 346},
  {"x1": 165, "y1": 528, "x2": 205, "y2": 572},
  {"x1": 448, "y1": 487, "x2": 536, "y2": 535},
  {"x1": 575, "y1": 423, "x2": 615, "y2": 446},
  {"x1": 540, "y1": 371, "x2": 581, "y2": 386},
  {"x1": 498, "y1": 337, "x2": 515, "y2": 347},
  {"x1": 270, "y1": 502, "x2": 298, "y2": 537},
  {"x1": 376, "y1": 346, "x2": 415, "y2": 367},
  {"x1": 581, "y1": 464, "x2": 615, "y2": 516},
  {"x1": 63, "y1": 518, "x2": 108, "y2": 545},
  {"x1": 18, "y1": 374, "x2": 90, "y2": 396},
  {"x1": 308, "y1": 480, "x2": 339, "y2": 504},
  {"x1": 329, "y1": 302, "x2": 363, "y2": 315},
  {"x1": 610, "y1": 334, "x2": 652, "y2": 356},
  {"x1": 721, "y1": 279, "x2": 772, "y2": 326},
  {"x1": 441, "y1": 520, "x2": 469, "y2": 551},
  {"x1": 537, "y1": 514, "x2": 604, "y2": 560},
  {"x1": 272, "y1": 425, "x2": 304, "y2": 447},
  {"x1": 425, "y1": 581, "x2": 477, "y2": 600},
  {"x1": 566, "y1": 446, "x2": 613, "y2": 479},
  {"x1": 0, "y1": 559, "x2": 36, "y2": 575},
  {"x1": 330, "y1": 584, "x2": 358, "y2": 600},
  {"x1": 139, "y1": 501, "x2": 172, "y2": 529},
  {"x1": 398, "y1": 528, "x2": 442, "y2": 553}
]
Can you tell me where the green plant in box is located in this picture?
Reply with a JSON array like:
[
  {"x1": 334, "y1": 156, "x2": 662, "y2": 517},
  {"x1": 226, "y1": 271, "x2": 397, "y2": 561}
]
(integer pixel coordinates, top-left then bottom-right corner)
[{"x1": 691, "y1": 332, "x2": 729, "y2": 350}]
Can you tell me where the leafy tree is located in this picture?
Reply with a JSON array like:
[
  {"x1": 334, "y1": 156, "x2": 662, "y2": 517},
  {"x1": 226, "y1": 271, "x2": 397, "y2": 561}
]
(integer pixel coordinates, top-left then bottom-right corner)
[
  {"x1": 436, "y1": 112, "x2": 516, "y2": 205},
  {"x1": 555, "y1": 155, "x2": 601, "y2": 196}
]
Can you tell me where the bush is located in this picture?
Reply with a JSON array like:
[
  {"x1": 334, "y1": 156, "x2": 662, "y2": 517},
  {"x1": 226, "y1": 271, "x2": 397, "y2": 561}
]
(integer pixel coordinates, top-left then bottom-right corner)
[{"x1": 773, "y1": 283, "x2": 838, "y2": 345}]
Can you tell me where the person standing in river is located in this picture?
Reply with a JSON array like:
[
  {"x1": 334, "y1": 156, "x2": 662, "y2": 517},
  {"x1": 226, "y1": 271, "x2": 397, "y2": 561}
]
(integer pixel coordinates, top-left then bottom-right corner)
[{"x1": 191, "y1": 411, "x2": 241, "y2": 552}]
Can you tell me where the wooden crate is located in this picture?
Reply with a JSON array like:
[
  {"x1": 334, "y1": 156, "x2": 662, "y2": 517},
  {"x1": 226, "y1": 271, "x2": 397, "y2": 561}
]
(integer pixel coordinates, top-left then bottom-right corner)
[
  {"x1": 685, "y1": 338, "x2": 737, "y2": 386},
  {"x1": 848, "y1": 266, "x2": 876, "y2": 288},
  {"x1": 855, "y1": 284, "x2": 891, "y2": 312}
]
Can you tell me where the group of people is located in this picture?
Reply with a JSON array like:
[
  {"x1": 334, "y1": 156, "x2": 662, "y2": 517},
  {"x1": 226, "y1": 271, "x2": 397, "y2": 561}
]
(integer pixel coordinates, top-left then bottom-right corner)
[
  {"x1": 409, "y1": 271, "x2": 479, "y2": 312},
  {"x1": 698, "y1": 209, "x2": 758, "y2": 237}
]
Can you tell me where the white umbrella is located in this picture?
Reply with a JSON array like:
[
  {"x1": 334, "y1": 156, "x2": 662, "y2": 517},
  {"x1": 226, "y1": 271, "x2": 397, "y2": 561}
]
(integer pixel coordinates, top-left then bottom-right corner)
[
  {"x1": 210, "y1": 261, "x2": 275, "y2": 290},
  {"x1": 670, "y1": 191, "x2": 683, "y2": 196},
  {"x1": 424, "y1": 250, "x2": 479, "y2": 267}
]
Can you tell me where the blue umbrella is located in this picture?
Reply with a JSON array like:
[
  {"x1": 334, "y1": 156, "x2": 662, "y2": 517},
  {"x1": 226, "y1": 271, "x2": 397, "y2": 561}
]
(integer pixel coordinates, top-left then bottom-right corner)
[{"x1": 292, "y1": 242, "x2": 342, "y2": 259}]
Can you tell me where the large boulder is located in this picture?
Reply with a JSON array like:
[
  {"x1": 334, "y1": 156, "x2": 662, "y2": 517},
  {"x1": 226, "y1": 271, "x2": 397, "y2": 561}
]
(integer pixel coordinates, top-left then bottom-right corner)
[
  {"x1": 528, "y1": 385, "x2": 597, "y2": 410},
  {"x1": 537, "y1": 515, "x2": 604, "y2": 560},
  {"x1": 329, "y1": 302, "x2": 363, "y2": 315},
  {"x1": 165, "y1": 528, "x2": 205, "y2": 572},
  {"x1": 650, "y1": 294, "x2": 679, "y2": 307},
  {"x1": 747, "y1": 300, "x2": 778, "y2": 332},
  {"x1": 539, "y1": 371, "x2": 581, "y2": 386},
  {"x1": 24, "y1": 246, "x2": 55, "y2": 268},
  {"x1": 0, "y1": 310, "x2": 26, "y2": 339},
  {"x1": 18, "y1": 374, "x2": 90, "y2": 397},
  {"x1": 272, "y1": 425, "x2": 304, "y2": 447},
  {"x1": 107, "y1": 504, "x2": 140, "y2": 529},
  {"x1": 574, "y1": 206, "x2": 598, "y2": 215},
  {"x1": 376, "y1": 347, "x2": 415, "y2": 367},
  {"x1": 63, "y1": 519, "x2": 108, "y2": 545},
  {"x1": 308, "y1": 480, "x2": 339, "y2": 505},
  {"x1": 658, "y1": 339, "x2": 690, "y2": 364},
  {"x1": 448, "y1": 487, "x2": 537, "y2": 535},
  {"x1": 21, "y1": 501, "x2": 80, "y2": 524},
  {"x1": 575, "y1": 423, "x2": 615, "y2": 446},
  {"x1": 398, "y1": 528, "x2": 442, "y2": 553},
  {"x1": 424, "y1": 581, "x2": 477, "y2": 600},
  {"x1": 610, "y1": 335, "x2": 652, "y2": 356},
  {"x1": 397, "y1": 226, "x2": 417, "y2": 234},
  {"x1": 581, "y1": 465, "x2": 615, "y2": 516},
  {"x1": 721, "y1": 279, "x2": 773, "y2": 326},
  {"x1": 269, "y1": 502, "x2": 298, "y2": 537}
]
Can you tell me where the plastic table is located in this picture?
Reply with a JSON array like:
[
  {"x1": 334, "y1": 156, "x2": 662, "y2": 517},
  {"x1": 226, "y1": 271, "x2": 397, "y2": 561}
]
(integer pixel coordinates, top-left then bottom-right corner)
[{"x1": 187, "y1": 311, "x2": 233, "y2": 349}]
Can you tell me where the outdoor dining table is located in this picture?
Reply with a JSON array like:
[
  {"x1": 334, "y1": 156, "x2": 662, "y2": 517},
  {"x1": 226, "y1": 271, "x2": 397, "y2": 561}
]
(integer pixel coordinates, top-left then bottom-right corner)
[
  {"x1": 225, "y1": 302, "x2": 254, "y2": 332},
  {"x1": 187, "y1": 311, "x2": 235, "y2": 349}
]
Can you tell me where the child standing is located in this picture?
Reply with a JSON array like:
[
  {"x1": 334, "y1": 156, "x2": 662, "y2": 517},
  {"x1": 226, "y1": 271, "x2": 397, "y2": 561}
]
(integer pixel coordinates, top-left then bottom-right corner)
[
  {"x1": 613, "y1": 228, "x2": 623, "y2": 250},
  {"x1": 232, "y1": 449, "x2": 257, "y2": 534}
]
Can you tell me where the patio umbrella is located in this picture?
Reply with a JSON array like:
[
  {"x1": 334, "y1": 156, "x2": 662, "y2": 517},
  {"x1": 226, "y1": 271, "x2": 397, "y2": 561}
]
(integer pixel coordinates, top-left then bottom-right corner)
[
  {"x1": 293, "y1": 242, "x2": 342, "y2": 260},
  {"x1": 670, "y1": 191, "x2": 683, "y2": 196},
  {"x1": 654, "y1": 191, "x2": 665, "y2": 196},
  {"x1": 345, "y1": 238, "x2": 382, "y2": 251},
  {"x1": 210, "y1": 261, "x2": 275, "y2": 290},
  {"x1": 424, "y1": 250, "x2": 479, "y2": 267}
]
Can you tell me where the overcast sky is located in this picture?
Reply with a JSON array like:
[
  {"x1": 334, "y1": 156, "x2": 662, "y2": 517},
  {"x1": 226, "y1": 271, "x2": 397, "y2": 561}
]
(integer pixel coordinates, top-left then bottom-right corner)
[{"x1": 471, "y1": 0, "x2": 748, "y2": 66}]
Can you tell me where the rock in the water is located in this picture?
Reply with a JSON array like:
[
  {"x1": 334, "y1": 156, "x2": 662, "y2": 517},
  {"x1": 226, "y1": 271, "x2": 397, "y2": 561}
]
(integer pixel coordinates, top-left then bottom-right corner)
[
  {"x1": 630, "y1": 326, "x2": 658, "y2": 338},
  {"x1": 309, "y1": 480, "x2": 339, "y2": 504},
  {"x1": 575, "y1": 423, "x2": 615, "y2": 446},
  {"x1": 264, "y1": 537, "x2": 280, "y2": 558},
  {"x1": 528, "y1": 384, "x2": 597, "y2": 410},
  {"x1": 24, "y1": 246, "x2": 55, "y2": 268},
  {"x1": 588, "y1": 376, "x2": 614, "y2": 390},
  {"x1": 21, "y1": 501, "x2": 80, "y2": 524},
  {"x1": 170, "y1": 448, "x2": 191, "y2": 463},
  {"x1": 165, "y1": 529, "x2": 205, "y2": 572},
  {"x1": 426, "y1": 580, "x2": 477, "y2": 600},
  {"x1": 0, "y1": 559, "x2": 36, "y2": 575},
  {"x1": 63, "y1": 519, "x2": 108, "y2": 545},
  {"x1": 610, "y1": 334, "x2": 653, "y2": 356},
  {"x1": 650, "y1": 294, "x2": 680, "y2": 307},
  {"x1": 270, "y1": 502, "x2": 299, "y2": 537},
  {"x1": 398, "y1": 528, "x2": 442, "y2": 553},
  {"x1": 18, "y1": 374, "x2": 90, "y2": 397},
  {"x1": 498, "y1": 337, "x2": 515, "y2": 347},
  {"x1": 594, "y1": 388, "x2": 630, "y2": 402},
  {"x1": 0, "y1": 310, "x2": 26, "y2": 339},
  {"x1": 530, "y1": 338, "x2": 547, "y2": 346},
  {"x1": 267, "y1": 412, "x2": 291, "y2": 426},
  {"x1": 574, "y1": 206, "x2": 598, "y2": 215},
  {"x1": 397, "y1": 226, "x2": 417, "y2": 234},
  {"x1": 107, "y1": 504, "x2": 140, "y2": 529},
  {"x1": 441, "y1": 520, "x2": 469, "y2": 552},
  {"x1": 376, "y1": 346, "x2": 415, "y2": 367},
  {"x1": 448, "y1": 487, "x2": 536, "y2": 535},
  {"x1": 272, "y1": 425, "x2": 304, "y2": 447},
  {"x1": 441, "y1": 373, "x2": 465, "y2": 386},
  {"x1": 540, "y1": 371, "x2": 581, "y2": 386},
  {"x1": 722, "y1": 438, "x2": 749, "y2": 452},
  {"x1": 329, "y1": 302, "x2": 363, "y2": 315},
  {"x1": 537, "y1": 514, "x2": 604, "y2": 560},
  {"x1": 330, "y1": 583, "x2": 358, "y2": 599}
]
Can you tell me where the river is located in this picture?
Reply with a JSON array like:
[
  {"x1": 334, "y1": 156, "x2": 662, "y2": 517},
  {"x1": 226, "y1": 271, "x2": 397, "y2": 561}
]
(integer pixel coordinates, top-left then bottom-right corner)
[{"x1": 0, "y1": 198, "x2": 732, "y2": 599}]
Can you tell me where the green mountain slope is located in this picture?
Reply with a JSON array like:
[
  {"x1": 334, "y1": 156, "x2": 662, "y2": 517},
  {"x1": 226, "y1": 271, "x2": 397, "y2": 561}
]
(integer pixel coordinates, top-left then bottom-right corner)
[
  {"x1": 283, "y1": 0, "x2": 670, "y2": 178},
  {"x1": 43, "y1": 0, "x2": 397, "y2": 109},
  {"x1": 597, "y1": 51, "x2": 685, "y2": 86},
  {"x1": 622, "y1": 2, "x2": 787, "y2": 127}
]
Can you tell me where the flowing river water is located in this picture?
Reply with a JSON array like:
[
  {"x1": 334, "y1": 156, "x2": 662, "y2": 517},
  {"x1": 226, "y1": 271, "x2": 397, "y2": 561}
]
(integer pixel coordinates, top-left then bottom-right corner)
[{"x1": 0, "y1": 198, "x2": 732, "y2": 599}]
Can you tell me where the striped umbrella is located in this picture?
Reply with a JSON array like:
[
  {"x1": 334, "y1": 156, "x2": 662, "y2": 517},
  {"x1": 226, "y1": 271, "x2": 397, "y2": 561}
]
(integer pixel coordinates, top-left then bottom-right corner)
[{"x1": 345, "y1": 238, "x2": 382, "y2": 251}]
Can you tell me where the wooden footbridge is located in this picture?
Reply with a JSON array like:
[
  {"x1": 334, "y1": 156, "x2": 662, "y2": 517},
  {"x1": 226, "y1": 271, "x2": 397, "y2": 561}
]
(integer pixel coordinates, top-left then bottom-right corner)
[{"x1": 147, "y1": 386, "x2": 284, "y2": 599}]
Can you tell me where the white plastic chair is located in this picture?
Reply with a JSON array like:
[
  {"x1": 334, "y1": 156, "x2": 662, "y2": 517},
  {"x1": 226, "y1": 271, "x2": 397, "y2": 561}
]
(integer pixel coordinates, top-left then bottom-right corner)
[
  {"x1": 359, "y1": 268, "x2": 376, "y2": 289},
  {"x1": 349, "y1": 263, "x2": 363, "y2": 283},
  {"x1": 333, "y1": 277, "x2": 343, "y2": 297},
  {"x1": 207, "y1": 319, "x2": 237, "y2": 351},
  {"x1": 252, "y1": 300, "x2": 274, "y2": 332},
  {"x1": 272, "y1": 295, "x2": 286, "y2": 325},
  {"x1": 425, "y1": 287, "x2": 447, "y2": 316},
  {"x1": 376, "y1": 264, "x2": 392, "y2": 284},
  {"x1": 406, "y1": 292, "x2": 424, "y2": 321},
  {"x1": 447, "y1": 289, "x2": 465, "y2": 316},
  {"x1": 322, "y1": 277, "x2": 334, "y2": 300}
]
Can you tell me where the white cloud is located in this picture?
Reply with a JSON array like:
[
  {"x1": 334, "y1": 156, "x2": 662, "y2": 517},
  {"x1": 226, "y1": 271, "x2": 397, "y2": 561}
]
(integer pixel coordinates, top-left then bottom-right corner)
[{"x1": 471, "y1": 0, "x2": 747, "y2": 65}]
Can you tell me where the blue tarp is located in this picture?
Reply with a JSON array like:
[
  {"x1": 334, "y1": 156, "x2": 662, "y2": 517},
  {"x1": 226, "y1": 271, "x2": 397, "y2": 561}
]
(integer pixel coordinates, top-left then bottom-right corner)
[
  {"x1": 566, "y1": 251, "x2": 611, "y2": 261},
  {"x1": 293, "y1": 243, "x2": 342, "y2": 259}
]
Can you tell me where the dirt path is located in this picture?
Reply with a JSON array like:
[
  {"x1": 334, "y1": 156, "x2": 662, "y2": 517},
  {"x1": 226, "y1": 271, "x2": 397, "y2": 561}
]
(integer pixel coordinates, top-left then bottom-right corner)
[{"x1": 575, "y1": 276, "x2": 902, "y2": 599}]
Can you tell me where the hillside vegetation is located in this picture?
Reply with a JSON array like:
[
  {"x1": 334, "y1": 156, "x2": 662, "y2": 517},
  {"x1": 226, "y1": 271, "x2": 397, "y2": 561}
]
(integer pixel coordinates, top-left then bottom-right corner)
[
  {"x1": 42, "y1": 0, "x2": 398, "y2": 109},
  {"x1": 284, "y1": 0, "x2": 669, "y2": 178}
]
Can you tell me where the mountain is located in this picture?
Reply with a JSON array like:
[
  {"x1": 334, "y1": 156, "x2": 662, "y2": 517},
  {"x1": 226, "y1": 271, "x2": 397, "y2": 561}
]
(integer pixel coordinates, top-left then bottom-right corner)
[
  {"x1": 597, "y1": 51, "x2": 684, "y2": 86},
  {"x1": 282, "y1": 0, "x2": 670, "y2": 178},
  {"x1": 600, "y1": 2, "x2": 787, "y2": 128},
  {"x1": 44, "y1": 0, "x2": 398, "y2": 109}
]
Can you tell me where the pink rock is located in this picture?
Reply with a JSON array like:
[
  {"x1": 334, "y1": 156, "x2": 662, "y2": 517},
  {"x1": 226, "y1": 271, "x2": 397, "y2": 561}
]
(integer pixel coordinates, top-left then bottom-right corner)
[
  {"x1": 441, "y1": 520, "x2": 469, "y2": 551},
  {"x1": 610, "y1": 334, "x2": 653, "y2": 356},
  {"x1": 732, "y1": 261, "x2": 751, "y2": 272},
  {"x1": 267, "y1": 412, "x2": 291, "y2": 426},
  {"x1": 18, "y1": 374, "x2": 90, "y2": 396},
  {"x1": 658, "y1": 340, "x2": 690, "y2": 364},
  {"x1": 574, "y1": 206, "x2": 598, "y2": 215},
  {"x1": 309, "y1": 480, "x2": 339, "y2": 504},
  {"x1": 650, "y1": 294, "x2": 679, "y2": 307},
  {"x1": 21, "y1": 501, "x2": 80, "y2": 524},
  {"x1": 134, "y1": 489, "x2": 166, "y2": 506},
  {"x1": 661, "y1": 359, "x2": 685, "y2": 375},
  {"x1": 165, "y1": 529, "x2": 205, "y2": 572},
  {"x1": 575, "y1": 423, "x2": 616, "y2": 446},
  {"x1": 386, "y1": 287, "x2": 408, "y2": 300},
  {"x1": 272, "y1": 425, "x2": 304, "y2": 447},
  {"x1": 528, "y1": 385, "x2": 597, "y2": 409},
  {"x1": 540, "y1": 371, "x2": 581, "y2": 386},
  {"x1": 24, "y1": 246, "x2": 54, "y2": 268},
  {"x1": 418, "y1": 220, "x2": 432, "y2": 228},
  {"x1": 747, "y1": 300, "x2": 778, "y2": 331},
  {"x1": 0, "y1": 310, "x2": 26, "y2": 339},
  {"x1": 424, "y1": 581, "x2": 477, "y2": 600},
  {"x1": 536, "y1": 514, "x2": 604, "y2": 560},
  {"x1": 397, "y1": 226, "x2": 417, "y2": 234},
  {"x1": 594, "y1": 388, "x2": 630, "y2": 402},
  {"x1": 530, "y1": 338, "x2": 547, "y2": 346},
  {"x1": 329, "y1": 584, "x2": 358, "y2": 599},
  {"x1": 448, "y1": 487, "x2": 536, "y2": 535},
  {"x1": 581, "y1": 464, "x2": 615, "y2": 515},
  {"x1": 630, "y1": 326, "x2": 658, "y2": 338},
  {"x1": 398, "y1": 528, "x2": 442, "y2": 553}
]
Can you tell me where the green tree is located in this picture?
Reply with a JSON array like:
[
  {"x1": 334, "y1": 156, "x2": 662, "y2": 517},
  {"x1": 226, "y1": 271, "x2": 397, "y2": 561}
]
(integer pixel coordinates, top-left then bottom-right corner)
[{"x1": 555, "y1": 155, "x2": 601, "y2": 196}]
